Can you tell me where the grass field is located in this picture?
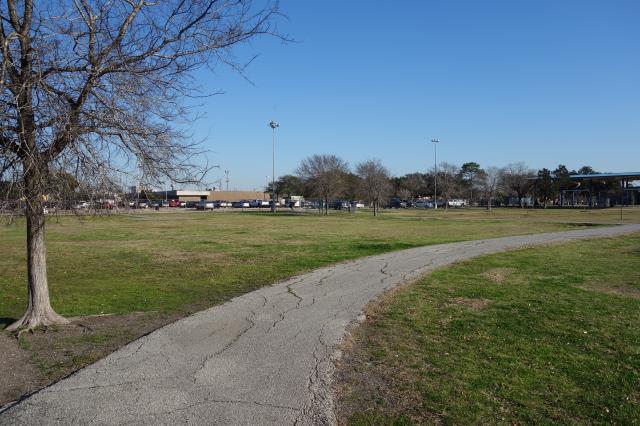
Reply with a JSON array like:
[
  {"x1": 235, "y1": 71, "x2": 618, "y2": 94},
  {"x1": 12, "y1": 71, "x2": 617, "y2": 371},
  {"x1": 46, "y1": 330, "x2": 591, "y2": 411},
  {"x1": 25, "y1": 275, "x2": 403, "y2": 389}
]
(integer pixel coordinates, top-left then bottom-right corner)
[
  {"x1": 5, "y1": 207, "x2": 635, "y2": 323},
  {"x1": 0, "y1": 207, "x2": 638, "y2": 404},
  {"x1": 335, "y1": 233, "x2": 640, "y2": 425}
]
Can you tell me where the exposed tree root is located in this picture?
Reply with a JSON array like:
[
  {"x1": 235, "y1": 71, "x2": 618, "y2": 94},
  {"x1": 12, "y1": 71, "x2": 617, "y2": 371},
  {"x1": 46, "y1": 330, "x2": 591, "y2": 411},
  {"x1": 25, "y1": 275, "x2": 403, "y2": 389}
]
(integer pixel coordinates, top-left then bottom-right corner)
[{"x1": 6, "y1": 309, "x2": 69, "y2": 332}]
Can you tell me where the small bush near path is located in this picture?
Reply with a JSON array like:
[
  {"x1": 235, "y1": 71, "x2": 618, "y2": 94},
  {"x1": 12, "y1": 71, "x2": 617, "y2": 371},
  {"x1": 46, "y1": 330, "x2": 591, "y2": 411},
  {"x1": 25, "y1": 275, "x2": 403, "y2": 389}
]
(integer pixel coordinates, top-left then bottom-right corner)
[{"x1": 335, "y1": 234, "x2": 640, "y2": 425}]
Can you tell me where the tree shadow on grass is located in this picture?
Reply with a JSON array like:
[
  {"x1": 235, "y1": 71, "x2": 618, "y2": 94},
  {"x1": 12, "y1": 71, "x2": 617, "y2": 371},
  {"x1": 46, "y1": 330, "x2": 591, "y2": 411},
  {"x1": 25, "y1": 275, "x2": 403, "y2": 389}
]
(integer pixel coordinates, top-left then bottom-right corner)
[{"x1": 0, "y1": 318, "x2": 17, "y2": 330}]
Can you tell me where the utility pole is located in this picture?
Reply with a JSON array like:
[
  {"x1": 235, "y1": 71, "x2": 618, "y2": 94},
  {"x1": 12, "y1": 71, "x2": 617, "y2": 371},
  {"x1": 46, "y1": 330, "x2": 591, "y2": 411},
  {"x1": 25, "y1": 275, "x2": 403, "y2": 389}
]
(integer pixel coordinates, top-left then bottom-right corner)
[
  {"x1": 431, "y1": 139, "x2": 440, "y2": 209},
  {"x1": 224, "y1": 170, "x2": 230, "y2": 192},
  {"x1": 269, "y1": 121, "x2": 279, "y2": 213}
]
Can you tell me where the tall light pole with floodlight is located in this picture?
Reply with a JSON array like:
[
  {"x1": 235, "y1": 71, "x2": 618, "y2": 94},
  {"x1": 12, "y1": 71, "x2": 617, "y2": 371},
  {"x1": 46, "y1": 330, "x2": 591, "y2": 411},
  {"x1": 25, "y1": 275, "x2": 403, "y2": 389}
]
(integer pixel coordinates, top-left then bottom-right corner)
[
  {"x1": 269, "y1": 121, "x2": 279, "y2": 212},
  {"x1": 431, "y1": 139, "x2": 439, "y2": 209}
]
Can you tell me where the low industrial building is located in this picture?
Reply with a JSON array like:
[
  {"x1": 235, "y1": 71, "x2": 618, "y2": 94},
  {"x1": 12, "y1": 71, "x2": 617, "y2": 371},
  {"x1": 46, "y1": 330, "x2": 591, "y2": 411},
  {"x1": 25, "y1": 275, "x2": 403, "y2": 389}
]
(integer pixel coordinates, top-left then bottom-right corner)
[{"x1": 148, "y1": 190, "x2": 270, "y2": 203}]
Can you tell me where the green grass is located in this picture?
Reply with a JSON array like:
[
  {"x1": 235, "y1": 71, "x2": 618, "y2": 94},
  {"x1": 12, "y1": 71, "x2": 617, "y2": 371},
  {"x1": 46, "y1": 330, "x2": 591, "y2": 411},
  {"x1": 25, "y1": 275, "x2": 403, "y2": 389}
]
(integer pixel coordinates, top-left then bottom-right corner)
[
  {"x1": 336, "y1": 233, "x2": 640, "y2": 425},
  {"x1": 1, "y1": 208, "x2": 619, "y2": 324}
]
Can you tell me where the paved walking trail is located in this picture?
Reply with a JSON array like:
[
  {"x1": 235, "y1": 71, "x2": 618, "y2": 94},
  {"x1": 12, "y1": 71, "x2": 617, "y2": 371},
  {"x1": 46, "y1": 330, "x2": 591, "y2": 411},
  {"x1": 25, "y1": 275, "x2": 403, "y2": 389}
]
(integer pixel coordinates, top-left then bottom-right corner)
[{"x1": 2, "y1": 224, "x2": 639, "y2": 425}]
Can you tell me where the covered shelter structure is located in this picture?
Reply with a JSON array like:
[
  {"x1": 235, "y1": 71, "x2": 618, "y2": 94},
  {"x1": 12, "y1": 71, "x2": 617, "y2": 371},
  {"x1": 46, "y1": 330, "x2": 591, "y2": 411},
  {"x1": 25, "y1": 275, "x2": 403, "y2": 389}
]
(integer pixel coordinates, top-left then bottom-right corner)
[{"x1": 563, "y1": 172, "x2": 640, "y2": 208}]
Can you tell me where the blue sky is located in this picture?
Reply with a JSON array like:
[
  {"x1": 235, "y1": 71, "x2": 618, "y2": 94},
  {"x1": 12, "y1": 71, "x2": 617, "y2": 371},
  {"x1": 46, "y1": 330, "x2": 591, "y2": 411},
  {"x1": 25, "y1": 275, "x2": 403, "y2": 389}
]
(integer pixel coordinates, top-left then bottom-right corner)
[{"x1": 188, "y1": 0, "x2": 639, "y2": 191}]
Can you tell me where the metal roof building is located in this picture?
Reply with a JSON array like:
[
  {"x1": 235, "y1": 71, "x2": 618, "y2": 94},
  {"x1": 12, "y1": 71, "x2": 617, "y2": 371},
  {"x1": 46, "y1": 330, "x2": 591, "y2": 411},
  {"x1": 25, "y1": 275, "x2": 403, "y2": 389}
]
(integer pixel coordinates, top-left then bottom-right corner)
[
  {"x1": 569, "y1": 172, "x2": 640, "y2": 181},
  {"x1": 563, "y1": 172, "x2": 640, "y2": 208}
]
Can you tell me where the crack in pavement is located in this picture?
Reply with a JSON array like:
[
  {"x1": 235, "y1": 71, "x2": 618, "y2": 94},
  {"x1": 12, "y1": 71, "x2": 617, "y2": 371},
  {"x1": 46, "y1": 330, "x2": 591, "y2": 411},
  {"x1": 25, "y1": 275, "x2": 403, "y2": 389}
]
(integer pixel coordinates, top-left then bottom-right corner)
[
  {"x1": 268, "y1": 278, "x2": 307, "y2": 331},
  {"x1": 2, "y1": 225, "x2": 638, "y2": 425},
  {"x1": 191, "y1": 310, "x2": 258, "y2": 384}
]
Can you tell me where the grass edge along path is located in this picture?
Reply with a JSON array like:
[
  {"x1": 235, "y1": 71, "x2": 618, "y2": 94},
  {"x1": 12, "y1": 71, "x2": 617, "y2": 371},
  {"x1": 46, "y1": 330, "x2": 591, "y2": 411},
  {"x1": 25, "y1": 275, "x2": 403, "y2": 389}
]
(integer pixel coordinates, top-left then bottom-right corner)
[{"x1": 334, "y1": 233, "x2": 640, "y2": 425}]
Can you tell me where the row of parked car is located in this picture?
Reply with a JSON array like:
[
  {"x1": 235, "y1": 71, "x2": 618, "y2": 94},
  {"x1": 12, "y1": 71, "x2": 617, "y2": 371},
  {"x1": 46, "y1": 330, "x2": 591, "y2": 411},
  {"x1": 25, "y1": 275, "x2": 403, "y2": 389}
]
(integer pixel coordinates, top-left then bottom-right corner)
[
  {"x1": 196, "y1": 199, "x2": 276, "y2": 210},
  {"x1": 390, "y1": 198, "x2": 467, "y2": 208}
]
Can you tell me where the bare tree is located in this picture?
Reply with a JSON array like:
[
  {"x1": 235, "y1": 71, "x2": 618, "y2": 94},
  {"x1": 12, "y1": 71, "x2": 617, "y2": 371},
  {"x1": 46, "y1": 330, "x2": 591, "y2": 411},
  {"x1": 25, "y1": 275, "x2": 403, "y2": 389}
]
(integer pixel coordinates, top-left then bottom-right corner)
[
  {"x1": 479, "y1": 166, "x2": 504, "y2": 211},
  {"x1": 356, "y1": 159, "x2": 390, "y2": 216},
  {"x1": 400, "y1": 172, "x2": 428, "y2": 199},
  {"x1": 436, "y1": 162, "x2": 460, "y2": 210},
  {"x1": 0, "y1": 0, "x2": 283, "y2": 330},
  {"x1": 296, "y1": 154, "x2": 349, "y2": 215},
  {"x1": 501, "y1": 162, "x2": 534, "y2": 207}
]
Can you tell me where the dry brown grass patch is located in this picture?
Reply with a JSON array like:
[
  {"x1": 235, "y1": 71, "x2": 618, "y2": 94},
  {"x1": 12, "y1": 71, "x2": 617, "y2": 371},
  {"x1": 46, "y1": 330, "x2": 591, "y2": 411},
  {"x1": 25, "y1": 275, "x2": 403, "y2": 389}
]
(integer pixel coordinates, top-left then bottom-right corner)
[
  {"x1": 153, "y1": 250, "x2": 230, "y2": 264},
  {"x1": 449, "y1": 297, "x2": 491, "y2": 310},
  {"x1": 481, "y1": 267, "x2": 515, "y2": 284},
  {"x1": 577, "y1": 284, "x2": 640, "y2": 300}
]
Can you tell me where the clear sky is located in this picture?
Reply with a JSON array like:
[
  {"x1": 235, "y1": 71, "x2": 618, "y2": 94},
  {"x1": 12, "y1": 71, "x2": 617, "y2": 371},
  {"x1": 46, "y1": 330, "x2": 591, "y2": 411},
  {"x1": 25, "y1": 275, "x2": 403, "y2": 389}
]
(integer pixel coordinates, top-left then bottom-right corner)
[{"x1": 187, "y1": 0, "x2": 639, "y2": 191}]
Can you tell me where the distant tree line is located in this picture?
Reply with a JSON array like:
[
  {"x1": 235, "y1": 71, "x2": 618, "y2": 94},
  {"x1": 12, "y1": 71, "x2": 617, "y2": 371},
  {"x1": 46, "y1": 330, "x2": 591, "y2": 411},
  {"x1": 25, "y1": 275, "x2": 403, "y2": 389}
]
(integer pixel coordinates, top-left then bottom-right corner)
[{"x1": 265, "y1": 155, "x2": 611, "y2": 213}]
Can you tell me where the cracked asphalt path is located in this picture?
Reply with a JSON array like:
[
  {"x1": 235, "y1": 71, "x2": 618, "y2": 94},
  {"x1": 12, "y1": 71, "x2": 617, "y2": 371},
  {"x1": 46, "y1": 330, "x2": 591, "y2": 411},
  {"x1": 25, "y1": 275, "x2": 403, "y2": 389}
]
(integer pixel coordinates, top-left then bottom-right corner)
[{"x1": 2, "y1": 224, "x2": 639, "y2": 425}]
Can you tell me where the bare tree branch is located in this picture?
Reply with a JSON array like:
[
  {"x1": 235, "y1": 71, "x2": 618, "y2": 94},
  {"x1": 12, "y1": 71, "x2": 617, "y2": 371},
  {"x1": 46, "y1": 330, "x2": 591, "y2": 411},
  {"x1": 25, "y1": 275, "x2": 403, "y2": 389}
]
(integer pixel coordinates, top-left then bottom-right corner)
[{"x1": 0, "y1": 0, "x2": 285, "y2": 330}]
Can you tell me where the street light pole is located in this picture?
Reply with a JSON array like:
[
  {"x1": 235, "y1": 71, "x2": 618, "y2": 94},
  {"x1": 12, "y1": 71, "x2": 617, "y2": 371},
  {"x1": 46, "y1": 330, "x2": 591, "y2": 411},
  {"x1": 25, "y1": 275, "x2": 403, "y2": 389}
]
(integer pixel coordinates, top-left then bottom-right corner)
[
  {"x1": 265, "y1": 175, "x2": 270, "y2": 205},
  {"x1": 269, "y1": 121, "x2": 279, "y2": 213},
  {"x1": 431, "y1": 139, "x2": 439, "y2": 209}
]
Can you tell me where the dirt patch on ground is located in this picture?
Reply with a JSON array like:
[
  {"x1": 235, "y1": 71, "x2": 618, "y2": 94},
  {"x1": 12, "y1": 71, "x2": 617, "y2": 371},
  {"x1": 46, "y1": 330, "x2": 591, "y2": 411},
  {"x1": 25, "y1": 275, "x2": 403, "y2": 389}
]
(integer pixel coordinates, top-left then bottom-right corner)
[
  {"x1": 481, "y1": 267, "x2": 515, "y2": 284},
  {"x1": 577, "y1": 284, "x2": 640, "y2": 300},
  {"x1": 449, "y1": 297, "x2": 491, "y2": 310},
  {"x1": 0, "y1": 311, "x2": 179, "y2": 407},
  {"x1": 0, "y1": 333, "x2": 45, "y2": 407}
]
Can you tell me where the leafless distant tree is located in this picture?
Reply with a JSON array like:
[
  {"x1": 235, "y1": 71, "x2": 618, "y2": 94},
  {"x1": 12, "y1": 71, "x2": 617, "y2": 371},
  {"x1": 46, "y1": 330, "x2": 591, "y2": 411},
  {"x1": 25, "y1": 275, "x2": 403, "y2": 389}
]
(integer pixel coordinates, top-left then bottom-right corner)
[
  {"x1": 501, "y1": 162, "x2": 535, "y2": 207},
  {"x1": 0, "y1": 0, "x2": 283, "y2": 330},
  {"x1": 479, "y1": 166, "x2": 504, "y2": 211},
  {"x1": 436, "y1": 162, "x2": 460, "y2": 210},
  {"x1": 297, "y1": 154, "x2": 349, "y2": 215},
  {"x1": 356, "y1": 159, "x2": 390, "y2": 216},
  {"x1": 403, "y1": 172, "x2": 428, "y2": 199}
]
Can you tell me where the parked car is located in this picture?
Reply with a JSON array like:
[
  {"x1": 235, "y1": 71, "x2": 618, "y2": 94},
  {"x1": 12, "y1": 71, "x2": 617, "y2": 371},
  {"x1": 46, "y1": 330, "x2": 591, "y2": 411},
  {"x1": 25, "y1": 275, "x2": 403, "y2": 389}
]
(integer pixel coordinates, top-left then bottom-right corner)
[
  {"x1": 248, "y1": 199, "x2": 261, "y2": 208},
  {"x1": 333, "y1": 200, "x2": 350, "y2": 210},
  {"x1": 136, "y1": 200, "x2": 149, "y2": 209},
  {"x1": 196, "y1": 200, "x2": 216, "y2": 210},
  {"x1": 390, "y1": 198, "x2": 408, "y2": 208},
  {"x1": 448, "y1": 199, "x2": 465, "y2": 207},
  {"x1": 414, "y1": 200, "x2": 434, "y2": 209},
  {"x1": 74, "y1": 201, "x2": 90, "y2": 209},
  {"x1": 232, "y1": 200, "x2": 250, "y2": 208},
  {"x1": 185, "y1": 201, "x2": 198, "y2": 208},
  {"x1": 100, "y1": 200, "x2": 115, "y2": 209},
  {"x1": 169, "y1": 199, "x2": 181, "y2": 207}
]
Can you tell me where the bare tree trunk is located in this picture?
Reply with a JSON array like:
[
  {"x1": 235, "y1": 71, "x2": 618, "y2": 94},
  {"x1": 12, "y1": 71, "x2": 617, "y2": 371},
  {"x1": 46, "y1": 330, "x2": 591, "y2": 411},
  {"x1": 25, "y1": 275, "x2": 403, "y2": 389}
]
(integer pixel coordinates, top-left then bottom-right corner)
[
  {"x1": 373, "y1": 200, "x2": 377, "y2": 217},
  {"x1": 7, "y1": 161, "x2": 68, "y2": 331}
]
